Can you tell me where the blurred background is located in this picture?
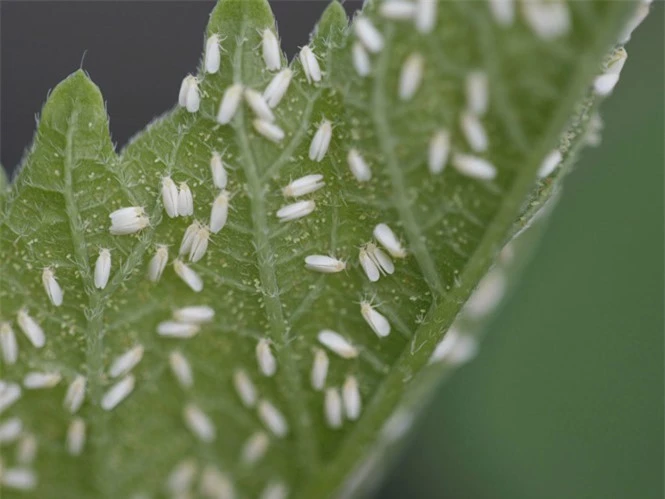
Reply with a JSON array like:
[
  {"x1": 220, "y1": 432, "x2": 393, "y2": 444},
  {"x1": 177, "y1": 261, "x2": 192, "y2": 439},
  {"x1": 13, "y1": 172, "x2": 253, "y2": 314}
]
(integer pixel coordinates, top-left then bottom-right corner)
[{"x1": 1, "y1": 2, "x2": 662, "y2": 498}]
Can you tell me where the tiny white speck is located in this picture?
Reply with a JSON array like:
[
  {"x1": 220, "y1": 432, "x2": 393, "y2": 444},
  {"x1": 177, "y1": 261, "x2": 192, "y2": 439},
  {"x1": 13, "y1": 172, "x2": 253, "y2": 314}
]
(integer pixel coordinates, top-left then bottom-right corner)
[
  {"x1": 342, "y1": 375, "x2": 362, "y2": 420},
  {"x1": 309, "y1": 120, "x2": 333, "y2": 162},
  {"x1": 0, "y1": 382, "x2": 22, "y2": 413},
  {"x1": 318, "y1": 330, "x2": 358, "y2": 359},
  {"x1": 0, "y1": 468, "x2": 36, "y2": 491},
  {"x1": 521, "y1": 0, "x2": 570, "y2": 40},
  {"x1": 233, "y1": 369, "x2": 257, "y2": 408},
  {"x1": 260, "y1": 481, "x2": 289, "y2": 499},
  {"x1": 0, "y1": 322, "x2": 18, "y2": 365},
  {"x1": 299, "y1": 45, "x2": 321, "y2": 84},
  {"x1": 174, "y1": 259, "x2": 204, "y2": 293},
  {"x1": 245, "y1": 88, "x2": 275, "y2": 122},
  {"x1": 488, "y1": 0, "x2": 515, "y2": 27},
  {"x1": 0, "y1": 417, "x2": 22, "y2": 443},
  {"x1": 66, "y1": 418, "x2": 86, "y2": 456},
  {"x1": 169, "y1": 351, "x2": 194, "y2": 389},
  {"x1": 428, "y1": 129, "x2": 450, "y2": 174},
  {"x1": 184, "y1": 403, "x2": 216, "y2": 443},
  {"x1": 63, "y1": 375, "x2": 86, "y2": 414},
  {"x1": 23, "y1": 371, "x2": 61, "y2": 389},
  {"x1": 276, "y1": 200, "x2": 315, "y2": 222},
  {"x1": 324, "y1": 388, "x2": 343, "y2": 429},
  {"x1": 460, "y1": 111, "x2": 489, "y2": 153},
  {"x1": 16, "y1": 434, "x2": 37, "y2": 464},
  {"x1": 174, "y1": 305, "x2": 215, "y2": 324},
  {"x1": 538, "y1": 149, "x2": 562, "y2": 178},
  {"x1": 351, "y1": 42, "x2": 371, "y2": 77},
  {"x1": 347, "y1": 149, "x2": 372, "y2": 182},
  {"x1": 262, "y1": 29, "x2": 282, "y2": 71},
  {"x1": 451, "y1": 153, "x2": 497, "y2": 180},
  {"x1": 167, "y1": 458, "x2": 197, "y2": 494},
  {"x1": 217, "y1": 83, "x2": 244, "y2": 125},
  {"x1": 101, "y1": 374, "x2": 135, "y2": 411},
  {"x1": 283, "y1": 174, "x2": 325, "y2": 198},
  {"x1": 263, "y1": 69, "x2": 293, "y2": 108},
  {"x1": 157, "y1": 320, "x2": 200, "y2": 339},
  {"x1": 148, "y1": 245, "x2": 169, "y2": 283},
  {"x1": 241, "y1": 431, "x2": 270, "y2": 465},
  {"x1": 109, "y1": 345, "x2": 144, "y2": 378},
  {"x1": 594, "y1": 48, "x2": 627, "y2": 96},
  {"x1": 304, "y1": 255, "x2": 346, "y2": 274},
  {"x1": 210, "y1": 190, "x2": 230, "y2": 234},
  {"x1": 380, "y1": 1, "x2": 417, "y2": 20},
  {"x1": 256, "y1": 338, "x2": 277, "y2": 377},
  {"x1": 94, "y1": 248, "x2": 112, "y2": 290},
  {"x1": 42, "y1": 267, "x2": 63, "y2": 307},
  {"x1": 177, "y1": 182, "x2": 194, "y2": 217},
  {"x1": 361, "y1": 301, "x2": 391, "y2": 338},
  {"x1": 399, "y1": 52, "x2": 425, "y2": 101},
  {"x1": 205, "y1": 34, "x2": 221, "y2": 74},
  {"x1": 310, "y1": 348, "x2": 329, "y2": 391},
  {"x1": 200, "y1": 465, "x2": 234, "y2": 499},
  {"x1": 189, "y1": 225, "x2": 210, "y2": 263},
  {"x1": 373, "y1": 223, "x2": 407, "y2": 258},
  {"x1": 354, "y1": 17, "x2": 384, "y2": 54},
  {"x1": 415, "y1": 0, "x2": 437, "y2": 33},
  {"x1": 210, "y1": 152, "x2": 228, "y2": 190},
  {"x1": 466, "y1": 70, "x2": 489, "y2": 116},
  {"x1": 109, "y1": 206, "x2": 149, "y2": 235},
  {"x1": 257, "y1": 400, "x2": 289, "y2": 437}
]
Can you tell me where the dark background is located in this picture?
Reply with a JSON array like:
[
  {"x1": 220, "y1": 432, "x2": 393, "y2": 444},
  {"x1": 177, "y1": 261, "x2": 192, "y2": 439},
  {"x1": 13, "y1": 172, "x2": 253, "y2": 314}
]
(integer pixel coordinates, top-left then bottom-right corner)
[{"x1": 1, "y1": 2, "x2": 662, "y2": 498}]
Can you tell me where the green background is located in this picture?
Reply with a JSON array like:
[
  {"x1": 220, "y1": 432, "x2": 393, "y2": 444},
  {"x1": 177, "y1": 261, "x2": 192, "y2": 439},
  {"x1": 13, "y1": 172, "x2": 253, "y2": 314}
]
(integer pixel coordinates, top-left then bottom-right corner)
[{"x1": 380, "y1": 5, "x2": 664, "y2": 499}]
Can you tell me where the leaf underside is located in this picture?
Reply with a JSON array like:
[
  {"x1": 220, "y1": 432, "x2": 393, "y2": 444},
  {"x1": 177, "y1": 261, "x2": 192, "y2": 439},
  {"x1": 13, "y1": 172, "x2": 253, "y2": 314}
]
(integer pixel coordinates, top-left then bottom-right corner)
[{"x1": 0, "y1": 1, "x2": 635, "y2": 498}]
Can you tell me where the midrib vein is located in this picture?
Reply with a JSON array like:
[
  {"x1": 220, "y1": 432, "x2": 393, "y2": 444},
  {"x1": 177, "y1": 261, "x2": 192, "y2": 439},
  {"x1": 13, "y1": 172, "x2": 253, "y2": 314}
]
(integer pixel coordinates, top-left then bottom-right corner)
[{"x1": 232, "y1": 26, "x2": 318, "y2": 473}]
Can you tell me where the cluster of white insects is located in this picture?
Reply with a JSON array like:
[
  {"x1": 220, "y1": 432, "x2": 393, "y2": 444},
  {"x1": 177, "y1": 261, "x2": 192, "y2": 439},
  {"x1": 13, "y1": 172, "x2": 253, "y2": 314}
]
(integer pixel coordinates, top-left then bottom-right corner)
[{"x1": 0, "y1": 0, "x2": 649, "y2": 495}]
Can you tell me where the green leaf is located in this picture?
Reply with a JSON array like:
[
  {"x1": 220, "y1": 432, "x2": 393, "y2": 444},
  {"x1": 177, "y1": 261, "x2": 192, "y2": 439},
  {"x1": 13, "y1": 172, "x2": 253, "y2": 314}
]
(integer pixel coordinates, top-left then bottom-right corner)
[{"x1": 0, "y1": 0, "x2": 639, "y2": 497}]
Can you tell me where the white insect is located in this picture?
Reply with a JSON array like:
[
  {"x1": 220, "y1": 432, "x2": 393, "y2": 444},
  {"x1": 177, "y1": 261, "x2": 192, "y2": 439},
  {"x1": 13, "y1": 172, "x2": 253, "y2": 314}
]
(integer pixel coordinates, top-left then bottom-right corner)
[
  {"x1": 379, "y1": 1, "x2": 417, "y2": 20},
  {"x1": 161, "y1": 176, "x2": 179, "y2": 218},
  {"x1": 205, "y1": 34, "x2": 221, "y2": 74},
  {"x1": 382, "y1": 410, "x2": 415, "y2": 442},
  {"x1": 373, "y1": 223, "x2": 407, "y2": 258},
  {"x1": 17, "y1": 309, "x2": 45, "y2": 348},
  {"x1": 173, "y1": 259, "x2": 203, "y2": 292},
  {"x1": 189, "y1": 225, "x2": 210, "y2": 263},
  {"x1": 63, "y1": 375, "x2": 86, "y2": 414},
  {"x1": 167, "y1": 459, "x2": 197, "y2": 494},
  {"x1": 283, "y1": 174, "x2": 325, "y2": 198},
  {"x1": 148, "y1": 245, "x2": 169, "y2": 282},
  {"x1": 359, "y1": 246, "x2": 380, "y2": 283},
  {"x1": 109, "y1": 206, "x2": 149, "y2": 235},
  {"x1": 276, "y1": 200, "x2": 316, "y2": 222},
  {"x1": 299, "y1": 45, "x2": 322, "y2": 84},
  {"x1": 183, "y1": 403, "x2": 216, "y2": 442},
  {"x1": 23, "y1": 371, "x2": 61, "y2": 389},
  {"x1": 253, "y1": 119, "x2": 285, "y2": 142},
  {"x1": 42, "y1": 267, "x2": 63, "y2": 306},
  {"x1": 101, "y1": 375, "x2": 135, "y2": 411},
  {"x1": 210, "y1": 190, "x2": 230, "y2": 234},
  {"x1": 460, "y1": 111, "x2": 489, "y2": 152},
  {"x1": 594, "y1": 48, "x2": 627, "y2": 96},
  {"x1": 257, "y1": 400, "x2": 289, "y2": 437},
  {"x1": 200, "y1": 466, "x2": 235, "y2": 499},
  {"x1": 347, "y1": 149, "x2": 372, "y2": 182},
  {"x1": 217, "y1": 83, "x2": 244, "y2": 125},
  {"x1": 245, "y1": 88, "x2": 275, "y2": 122},
  {"x1": 451, "y1": 153, "x2": 497, "y2": 180},
  {"x1": 360, "y1": 301, "x2": 391, "y2": 338},
  {"x1": 359, "y1": 243, "x2": 395, "y2": 282},
  {"x1": 0, "y1": 417, "x2": 22, "y2": 443},
  {"x1": 324, "y1": 388, "x2": 343, "y2": 429},
  {"x1": 311, "y1": 348, "x2": 329, "y2": 391},
  {"x1": 466, "y1": 70, "x2": 489, "y2": 116},
  {"x1": 0, "y1": 468, "x2": 36, "y2": 491},
  {"x1": 521, "y1": 0, "x2": 571, "y2": 40},
  {"x1": 352, "y1": 42, "x2": 371, "y2": 77},
  {"x1": 263, "y1": 69, "x2": 293, "y2": 108},
  {"x1": 415, "y1": 0, "x2": 437, "y2": 33},
  {"x1": 618, "y1": 2, "x2": 650, "y2": 44},
  {"x1": 174, "y1": 305, "x2": 215, "y2": 324},
  {"x1": 464, "y1": 269, "x2": 506, "y2": 318},
  {"x1": 256, "y1": 338, "x2": 277, "y2": 377},
  {"x1": 66, "y1": 418, "x2": 86, "y2": 456},
  {"x1": 260, "y1": 482, "x2": 289, "y2": 499},
  {"x1": 0, "y1": 322, "x2": 18, "y2": 365},
  {"x1": 399, "y1": 52, "x2": 425, "y2": 101},
  {"x1": 317, "y1": 330, "x2": 359, "y2": 359},
  {"x1": 430, "y1": 327, "x2": 478, "y2": 365},
  {"x1": 177, "y1": 182, "x2": 194, "y2": 217},
  {"x1": 16, "y1": 434, "x2": 37, "y2": 464},
  {"x1": 428, "y1": 128, "x2": 450, "y2": 174},
  {"x1": 262, "y1": 29, "x2": 281, "y2": 71},
  {"x1": 488, "y1": 0, "x2": 515, "y2": 27},
  {"x1": 233, "y1": 369, "x2": 257, "y2": 408},
  {"x1": 0, "y1": 382, "x2": 21, "y2": 413},
  {"x1": 354, "y1": 17, "x2": 384, "y2": 54},
  {"x1": 538, "y1": 149, "x2": 562, "y2": 178},
  {"x1": 157, "y1": 320, "x2": 200, "y2": 339},
  {"x1": 210, "y1": 152, "x2": 228, "y2": 189},
  {"x1": 309, "y1": 120, "x2": 333, "y2": 162},
  {"x1": 169, "y1": 351, "x2": 194, "y2": 389},
  {"x1": 304, "y1": 255, "x2": 346, "y2": 273},
  {"x1": 109, "y1": 345, "x2": 144, "y2": 378},
  {"x1": 178, "y1": 75, "x2": 196, "y2": 107},
  {"x1": 185, "y1": 77, "x2": 200, "y2": 113},
  {"x1": 241, "y1": 431, "x2": 270, "y2": 465},
  {"x1": 342, "y1": 375, "x2": 362, "y2": 420},
  {"x1": 94, "y1": 248, "x2": 111, "y2": 290}
]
